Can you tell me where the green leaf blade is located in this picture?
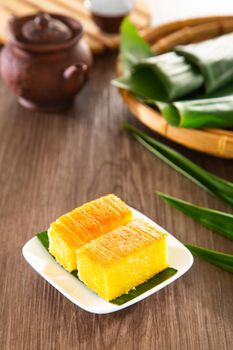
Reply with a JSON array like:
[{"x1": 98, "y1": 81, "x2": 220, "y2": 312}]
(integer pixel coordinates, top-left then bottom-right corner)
[
  {"x1": 122, "y1": 123, "x2": 233, "y2": 207},
  {"x1": 186, "y1": 244, "x2": 233, "y2": 273},
  {"x1": 120, "y1": 17, "x2": 152, "y2": 74},
  {"x1": 158, "y1": 192, "x2": 233, "y2": 240}
]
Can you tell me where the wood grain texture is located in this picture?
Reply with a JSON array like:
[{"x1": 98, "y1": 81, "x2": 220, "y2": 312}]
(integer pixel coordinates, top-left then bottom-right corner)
[{"x1": 0, "y1": 54, "x2": 232, "y2": 350}]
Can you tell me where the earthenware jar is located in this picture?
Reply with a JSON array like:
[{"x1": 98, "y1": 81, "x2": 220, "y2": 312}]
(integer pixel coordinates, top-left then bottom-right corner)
[
  {"x1": 0, "y1": 12, "x2": 93, "y2": 111},
  {"x1": 85, "y1": 0, "x2": 134, "y2": 33}
]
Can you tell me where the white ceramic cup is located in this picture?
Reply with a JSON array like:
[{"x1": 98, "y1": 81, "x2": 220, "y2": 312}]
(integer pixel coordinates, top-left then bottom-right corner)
[{"x1": 84, "y1": 0, "x2": 135, "y2": 16}]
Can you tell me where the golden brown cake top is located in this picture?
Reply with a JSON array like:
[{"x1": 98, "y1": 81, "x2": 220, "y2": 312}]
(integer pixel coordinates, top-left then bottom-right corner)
[
  {"x1": 49, "y1": 194, "x2": 132, "y2": 248},
  {"x1": 76, "y1": 219, "x2": 167, "y2": 267}
]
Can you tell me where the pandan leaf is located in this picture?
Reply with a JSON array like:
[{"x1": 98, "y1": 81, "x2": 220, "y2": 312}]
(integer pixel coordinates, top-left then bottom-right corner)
[
  {"x1": 157, "y1": 192, "x2": 233, "y2": 240},
  {"x1": 120, "y1": 17, "x2": 152, "y2": 74},
  {"x1": 110, "y1": 268, "x2": 177, "y2": 305},
  {"x1": 186, "y1": 244, "x2": 233, "y2": 273},
  {"x1": 176, "y1": 32, "x2": 233, "y2": 93},
  {"x1": 123, "y1": 123, "x2": 233, "y2": 207}
]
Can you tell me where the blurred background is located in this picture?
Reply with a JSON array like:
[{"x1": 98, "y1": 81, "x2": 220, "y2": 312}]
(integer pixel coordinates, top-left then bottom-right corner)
[{"x1": 148, "y1": 0, "x2": 233, "y2": 25}]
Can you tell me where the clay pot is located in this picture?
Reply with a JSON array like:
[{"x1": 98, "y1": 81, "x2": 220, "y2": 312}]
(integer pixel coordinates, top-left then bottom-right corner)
[{"x1": 0, "y1": 12, "x2": 93, "y2": 111}]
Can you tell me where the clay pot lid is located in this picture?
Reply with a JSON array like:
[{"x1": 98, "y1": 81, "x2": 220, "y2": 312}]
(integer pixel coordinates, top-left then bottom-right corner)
[
  {"x1": 21, "y1": 12, "x2": 72, "y2": 44},
  {"x1": 8, "y1": 12, "x2": 83, "y2": 52}
]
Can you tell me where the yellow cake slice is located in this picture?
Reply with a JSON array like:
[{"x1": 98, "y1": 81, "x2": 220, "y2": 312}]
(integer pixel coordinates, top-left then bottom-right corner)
[
  {"x1": 76, "y1": 219, "x2": 168, "y2": 301},
  {"x1": 48, "y1": 194, "x2": 132, "y2": 272}
]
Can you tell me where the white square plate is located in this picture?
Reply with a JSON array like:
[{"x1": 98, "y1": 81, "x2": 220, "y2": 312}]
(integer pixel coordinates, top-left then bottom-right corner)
[{"x1": 22, "y1": 208, "x2": 193, "y2": 314}]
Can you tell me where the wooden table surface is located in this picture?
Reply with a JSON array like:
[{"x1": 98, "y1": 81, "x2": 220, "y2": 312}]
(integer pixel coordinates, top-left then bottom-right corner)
[{"x1": 0, "y1": 53, "x2": 232, "y2": 350}]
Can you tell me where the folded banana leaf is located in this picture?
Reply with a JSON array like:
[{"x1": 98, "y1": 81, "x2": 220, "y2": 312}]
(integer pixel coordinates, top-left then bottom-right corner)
[
  {"x1": 137, "y1": 53, "x2": 204, "y2": 100},
  {"x1": 116, "y1": 18, "x2": 204, "y2": 101},
  {"x1": 156, "y1": 94, "x2": 233, "y2": 128},
  {"x1": 176, "y1": 32, "x2": 233, "y2": 93},
  {"x1": 116, "y1": 65, "x2": 233, "y2": 128},
  {"x1": 158, "y1": 192, "x2": 233, "y2": 240},
  {"x1": 114, "y1": 65, "x2": 168, "y2": 102},
  {"x1": 116, "y1": 19, "x2": 233, "y2": 129},
  {"x1": 114, "y1": 52, "x2": 204, "y2": 102}
]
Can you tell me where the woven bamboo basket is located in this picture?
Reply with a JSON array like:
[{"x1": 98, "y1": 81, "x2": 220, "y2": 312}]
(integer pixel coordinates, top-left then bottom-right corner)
[{"x1": 119, "y1": 16, "x2": 233, "y2": 158}]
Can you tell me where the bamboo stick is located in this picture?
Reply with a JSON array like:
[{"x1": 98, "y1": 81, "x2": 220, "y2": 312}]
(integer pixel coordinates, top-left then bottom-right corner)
[
  {"x1": 53, "y1": 0, "x2": 90, "y2": 18},
  {"x1": 5, "y1": 0, "x2": 36, "y2": 14},
  {"x1": 0, "y1": 0, "x2": 151, "y2": 53},
  {"x1": 151, "y1": 21, "x2": 222, "y2": 53},
  {"x1": 0, "y1": 6, "x2": 10, "y2": 42}
]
